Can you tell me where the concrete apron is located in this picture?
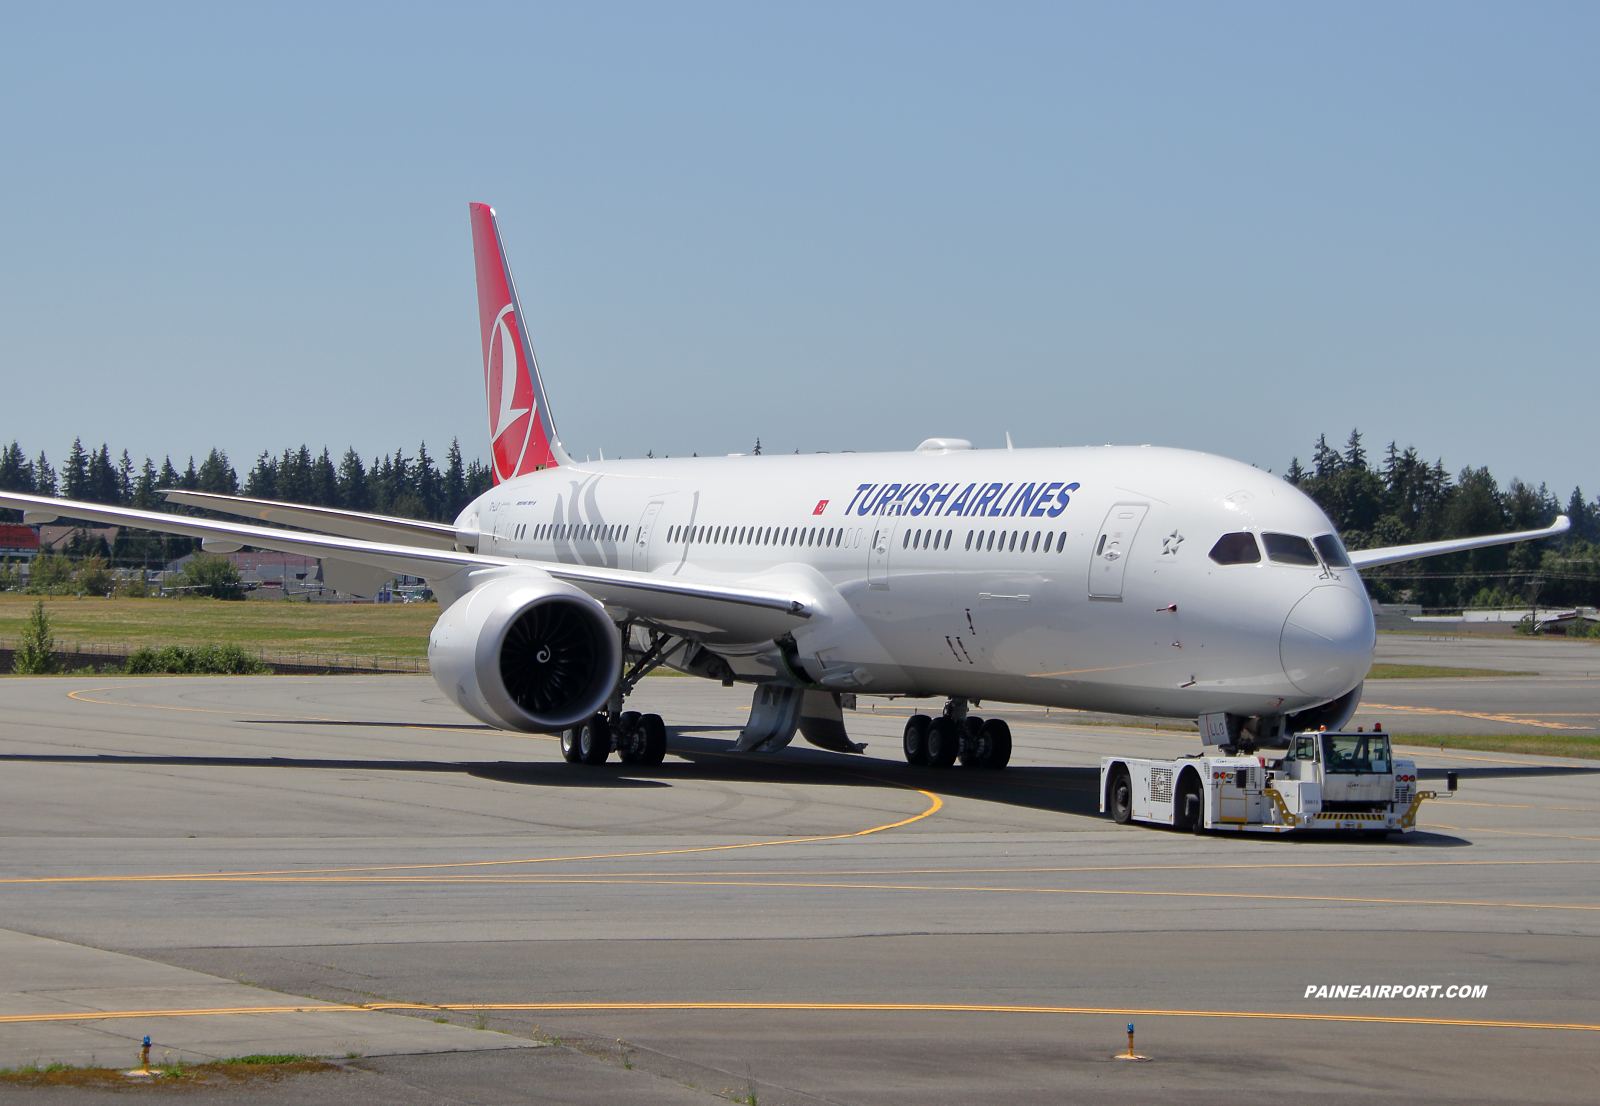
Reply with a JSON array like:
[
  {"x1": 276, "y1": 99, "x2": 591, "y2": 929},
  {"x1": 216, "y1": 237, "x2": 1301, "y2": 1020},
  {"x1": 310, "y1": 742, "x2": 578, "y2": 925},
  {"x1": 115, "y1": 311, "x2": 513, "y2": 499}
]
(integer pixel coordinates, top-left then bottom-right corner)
[{"x1": 0, "y1": 928, "x2": 537, "y2": 1070}]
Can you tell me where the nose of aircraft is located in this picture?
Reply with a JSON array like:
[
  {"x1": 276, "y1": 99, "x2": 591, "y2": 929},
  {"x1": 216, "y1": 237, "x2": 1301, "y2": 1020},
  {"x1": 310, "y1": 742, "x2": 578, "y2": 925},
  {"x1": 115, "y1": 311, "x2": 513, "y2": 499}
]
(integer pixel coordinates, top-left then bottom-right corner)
[{"x1": 1280, "y1": 585, "x2": 1375, "y2": 698}]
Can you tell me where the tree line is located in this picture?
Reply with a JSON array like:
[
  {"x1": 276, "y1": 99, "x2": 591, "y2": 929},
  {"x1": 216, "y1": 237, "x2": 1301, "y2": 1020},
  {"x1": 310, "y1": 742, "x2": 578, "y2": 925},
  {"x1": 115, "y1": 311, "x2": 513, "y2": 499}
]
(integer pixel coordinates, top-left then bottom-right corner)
[
  {"x1": 2, "y1": 430, "x2": 1597, "y2": 611},
  {"x1": 1287, "y1": 430, "x2": 1599, "y2": 610}
]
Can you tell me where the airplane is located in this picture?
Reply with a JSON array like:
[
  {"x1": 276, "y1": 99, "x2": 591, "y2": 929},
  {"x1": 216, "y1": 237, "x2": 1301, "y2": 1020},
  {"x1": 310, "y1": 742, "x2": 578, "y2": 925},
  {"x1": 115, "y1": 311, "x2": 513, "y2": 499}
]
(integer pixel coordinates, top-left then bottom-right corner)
[{"x1": 3, "y1": 203, "x2": 1569, "y2": 770}]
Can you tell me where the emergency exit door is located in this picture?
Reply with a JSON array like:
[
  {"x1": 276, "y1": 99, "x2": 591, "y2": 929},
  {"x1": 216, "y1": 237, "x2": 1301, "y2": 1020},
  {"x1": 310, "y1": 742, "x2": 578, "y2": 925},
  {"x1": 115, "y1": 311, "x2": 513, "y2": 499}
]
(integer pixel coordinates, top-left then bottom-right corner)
[
  {"x1": 868, "y1": 519, "x2": 896, "y2": 589},
  {"x1": 632, "y1": 501, "x2": 664, "y2": 571},
  {"x1": 1088, "y1": 504, "x2": 1148, "y2": 598}
]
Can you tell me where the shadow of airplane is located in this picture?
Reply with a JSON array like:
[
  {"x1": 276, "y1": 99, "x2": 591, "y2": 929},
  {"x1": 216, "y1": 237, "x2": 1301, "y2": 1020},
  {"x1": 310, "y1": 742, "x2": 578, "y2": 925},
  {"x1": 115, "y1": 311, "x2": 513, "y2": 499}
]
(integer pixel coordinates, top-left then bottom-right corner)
[{"x1": 3, "y1": 720, "x2": 1534, "y2": 845}]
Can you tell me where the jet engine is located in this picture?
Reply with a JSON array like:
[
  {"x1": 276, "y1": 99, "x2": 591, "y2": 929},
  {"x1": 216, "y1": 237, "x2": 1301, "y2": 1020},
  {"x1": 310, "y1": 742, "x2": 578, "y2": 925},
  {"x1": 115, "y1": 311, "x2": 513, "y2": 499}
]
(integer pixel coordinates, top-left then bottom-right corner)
[{"x1": 428, "y1": 573, "x2": 620, "y2": 732}]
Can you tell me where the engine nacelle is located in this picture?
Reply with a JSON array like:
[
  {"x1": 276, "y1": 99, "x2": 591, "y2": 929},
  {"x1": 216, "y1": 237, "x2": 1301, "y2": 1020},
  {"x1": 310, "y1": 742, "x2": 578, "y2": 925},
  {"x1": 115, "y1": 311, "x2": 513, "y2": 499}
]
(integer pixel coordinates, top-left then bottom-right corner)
[{"x1": 428, "y1": 572, "x2": 620, "y2": 732}]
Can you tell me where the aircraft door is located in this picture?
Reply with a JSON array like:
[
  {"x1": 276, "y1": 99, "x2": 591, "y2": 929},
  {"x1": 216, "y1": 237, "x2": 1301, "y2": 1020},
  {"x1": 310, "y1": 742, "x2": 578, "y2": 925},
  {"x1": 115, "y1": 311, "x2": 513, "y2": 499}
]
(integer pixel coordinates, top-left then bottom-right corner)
[
  {"x1": 868, "y1": 519, "x2": 897, "y2": 589},
  {"x1": 632, "y1": 500, "x2": 665, "y2": 571},
  {"x1": 1088, "y1": 504, "x2": 1148, "y2": 598}
]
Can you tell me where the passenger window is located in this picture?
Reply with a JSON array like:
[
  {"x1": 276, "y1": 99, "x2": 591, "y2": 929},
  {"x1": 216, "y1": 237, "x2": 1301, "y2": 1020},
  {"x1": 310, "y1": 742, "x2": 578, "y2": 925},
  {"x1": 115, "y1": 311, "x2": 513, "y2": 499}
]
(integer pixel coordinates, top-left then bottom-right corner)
[
  {"x1": 965, "y1": 531, "x2": 974, "y2": 550},
  {"x1": 1056, "y1": 532, "x2": 1067, "y2": 553},
  {"x1": 1263, "y1": 532, "x2": 1319, "y2": 566},
  {"x1": 1313, "y1": 534, "x2": 1351, "y2": 568},
  {"x1": 1207, "y1": 533, "x2": 1261, "y2": 565},
  {"x1": 903, "y1": 529, "x2": 911, "y2": 549}
]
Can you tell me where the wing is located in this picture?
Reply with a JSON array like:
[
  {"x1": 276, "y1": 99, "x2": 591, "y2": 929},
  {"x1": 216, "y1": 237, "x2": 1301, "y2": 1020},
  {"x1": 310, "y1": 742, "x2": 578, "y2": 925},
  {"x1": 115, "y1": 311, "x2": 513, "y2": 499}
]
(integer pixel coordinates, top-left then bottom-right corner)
[
  {"x1": 1348, "y1": 516, "x2": 1570, "y2": 569},
  {"x1": 160, "y1": 489, "x2": 458, "y2": 550},
  {"x1": 2, "y1": 492, "x2": 810, "y2": 640}
]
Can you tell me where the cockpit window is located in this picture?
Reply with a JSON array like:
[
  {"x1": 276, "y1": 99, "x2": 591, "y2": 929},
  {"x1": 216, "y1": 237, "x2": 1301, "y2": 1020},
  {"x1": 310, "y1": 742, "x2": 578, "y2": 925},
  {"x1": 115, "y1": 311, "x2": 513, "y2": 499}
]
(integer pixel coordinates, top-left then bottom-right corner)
[
  {"x1": 1208, "y1": 532, "x2": 1261, "y2": 565},
  {"x1": 1313, "y1": 534, "x2": 1351, "y2": 568},
  {"x1": 1263, "y1": 532, "x2": 1318, "y2": 566}
]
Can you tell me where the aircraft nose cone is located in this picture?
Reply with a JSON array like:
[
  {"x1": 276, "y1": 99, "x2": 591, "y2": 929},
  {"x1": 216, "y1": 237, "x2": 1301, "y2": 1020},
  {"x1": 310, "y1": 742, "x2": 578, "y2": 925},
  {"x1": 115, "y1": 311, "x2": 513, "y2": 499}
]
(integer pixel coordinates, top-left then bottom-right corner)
[{"x1": 1280, "y1": 585, "x2": 1375, "y2": 698}]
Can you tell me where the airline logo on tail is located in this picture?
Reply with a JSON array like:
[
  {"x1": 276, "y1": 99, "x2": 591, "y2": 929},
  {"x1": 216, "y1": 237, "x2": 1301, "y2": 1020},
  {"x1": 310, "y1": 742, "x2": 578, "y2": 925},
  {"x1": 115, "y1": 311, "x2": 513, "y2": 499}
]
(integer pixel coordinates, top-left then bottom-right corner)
[{"x1": 470, "y1": 203, "x2": 561, "y2": 482}]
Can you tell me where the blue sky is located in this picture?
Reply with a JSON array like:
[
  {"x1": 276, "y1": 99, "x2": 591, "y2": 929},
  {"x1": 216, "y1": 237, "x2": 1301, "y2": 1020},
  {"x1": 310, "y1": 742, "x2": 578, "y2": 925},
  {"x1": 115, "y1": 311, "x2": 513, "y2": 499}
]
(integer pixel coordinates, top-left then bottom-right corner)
[{"x1": 1, "y1": 3, "x2": 1595, "y2": 499}]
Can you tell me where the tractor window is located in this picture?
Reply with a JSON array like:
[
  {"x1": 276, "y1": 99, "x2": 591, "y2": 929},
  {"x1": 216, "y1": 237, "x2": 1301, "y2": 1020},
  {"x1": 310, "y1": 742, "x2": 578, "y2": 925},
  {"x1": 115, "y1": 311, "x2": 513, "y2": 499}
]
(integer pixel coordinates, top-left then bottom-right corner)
[
  {"x1": 1313, "y1": 533, "x2": 1351, "y2": 568},
  {"x1": 1264, "y1": 533, "x2": 1319, "y2": 566},
  {"x1": 1294, "y1": 735, "x2": 1317, "y2": 760},
  {"x1": 1208, "y1": 532, "x2": 1261, "y2": 565},
  {"x1": 1320, "y1": 733, "x2": 1391, "y2": 774}
]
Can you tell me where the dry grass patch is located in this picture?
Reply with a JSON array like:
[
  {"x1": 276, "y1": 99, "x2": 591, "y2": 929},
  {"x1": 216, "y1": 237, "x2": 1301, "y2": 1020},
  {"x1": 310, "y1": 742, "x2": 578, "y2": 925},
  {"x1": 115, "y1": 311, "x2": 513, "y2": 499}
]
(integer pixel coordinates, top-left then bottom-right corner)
[
  {"x1": 0, "y1": 593, "x2": 437, "y2": 658},
  {"x1": 1394, "y1": 734, "x2": 1600, "y2": 760}
]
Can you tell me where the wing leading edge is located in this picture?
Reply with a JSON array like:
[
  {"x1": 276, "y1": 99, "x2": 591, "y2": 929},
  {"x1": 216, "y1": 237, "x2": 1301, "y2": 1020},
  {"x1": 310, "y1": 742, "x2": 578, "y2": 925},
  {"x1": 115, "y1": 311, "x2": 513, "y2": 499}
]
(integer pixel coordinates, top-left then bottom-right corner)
[
  {"x1": 1347, "y1": 516, "x2": 1570, "y2": 569},
  {"x1": 0, "y1": 492, "x2": 810, "y2": 639}
]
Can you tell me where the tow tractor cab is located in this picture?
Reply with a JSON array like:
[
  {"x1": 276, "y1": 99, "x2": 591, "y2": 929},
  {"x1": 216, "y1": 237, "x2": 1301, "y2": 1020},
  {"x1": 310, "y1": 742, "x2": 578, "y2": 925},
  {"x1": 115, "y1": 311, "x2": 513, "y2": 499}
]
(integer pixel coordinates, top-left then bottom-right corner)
[{"x1": 1100, "y1": 727, "x2": 1440, "y2": 837}]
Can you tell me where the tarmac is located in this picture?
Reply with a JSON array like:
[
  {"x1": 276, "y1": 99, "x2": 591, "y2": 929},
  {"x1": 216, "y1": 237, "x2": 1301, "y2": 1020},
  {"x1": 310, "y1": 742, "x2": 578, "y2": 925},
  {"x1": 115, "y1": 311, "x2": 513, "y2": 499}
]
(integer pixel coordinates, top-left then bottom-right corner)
[{"x1": 0, "y1": 633, "x2": 1596, "y2": 1103}]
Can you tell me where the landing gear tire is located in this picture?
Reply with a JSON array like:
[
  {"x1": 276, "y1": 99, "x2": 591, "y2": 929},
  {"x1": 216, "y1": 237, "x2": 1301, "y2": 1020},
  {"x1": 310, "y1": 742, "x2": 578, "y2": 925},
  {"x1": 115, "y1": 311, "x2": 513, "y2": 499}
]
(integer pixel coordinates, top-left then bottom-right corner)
[
  {"x1": 925, "y1": 716, "x2": 960, "y2": 768},
  {"x1": 902, "y1": 715, "x2": 931, "y2": 765},
  {"x1": 560, "y1": 726, "x2": 583, "y2": 763},
  {"x1": 972, "y1": 718, "x2": 1011, "y2": 769},
  {"x1": 613, "y1": 711, "x2": 644, "y2": 763},
  {"x1": 576, "y1": 713, "x2": 611, "y2": 765},
  {"x1": 638, "y1": 713, "x2": 667, "y2": 766},
  {"x1": 1108, "y1": 765, "x2": 1133, "y2": 824}
]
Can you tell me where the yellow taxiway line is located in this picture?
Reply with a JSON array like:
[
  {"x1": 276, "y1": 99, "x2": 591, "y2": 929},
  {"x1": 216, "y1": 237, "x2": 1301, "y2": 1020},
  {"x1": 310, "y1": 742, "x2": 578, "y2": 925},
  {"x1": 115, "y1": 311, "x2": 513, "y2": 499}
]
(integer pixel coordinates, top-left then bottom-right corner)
[{"x1": 3, "y1": 1001, "x2": 1598, "y2": 1035}]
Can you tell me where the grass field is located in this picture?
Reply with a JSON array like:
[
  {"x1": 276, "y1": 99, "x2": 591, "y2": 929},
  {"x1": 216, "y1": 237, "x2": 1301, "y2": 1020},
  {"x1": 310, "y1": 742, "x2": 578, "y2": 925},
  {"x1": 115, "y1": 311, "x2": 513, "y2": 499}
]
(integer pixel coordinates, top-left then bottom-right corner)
[
  {"x1": 1367, "y1": 663, "x2": 1534, "y2": 679},
  {"x1": 1393, "y1": 734, "x2": 1600, "y2": 760},
  {"x1": 0, "y1": 594, "x2": 438, "y2": 659}
]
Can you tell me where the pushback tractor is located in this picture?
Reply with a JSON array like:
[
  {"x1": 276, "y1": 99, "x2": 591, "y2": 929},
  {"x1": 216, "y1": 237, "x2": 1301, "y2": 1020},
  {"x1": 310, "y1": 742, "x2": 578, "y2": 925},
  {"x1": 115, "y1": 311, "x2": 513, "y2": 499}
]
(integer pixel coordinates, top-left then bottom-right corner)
[{"x1": 1100, "y1": 727, "x2": 1446, "y2": 837}]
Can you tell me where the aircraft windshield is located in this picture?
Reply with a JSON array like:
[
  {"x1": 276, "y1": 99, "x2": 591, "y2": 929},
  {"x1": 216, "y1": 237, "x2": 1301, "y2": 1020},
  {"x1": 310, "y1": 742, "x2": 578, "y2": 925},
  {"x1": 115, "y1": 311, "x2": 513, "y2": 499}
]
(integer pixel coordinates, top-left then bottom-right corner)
[
  {"x1": 1313, "y1": 534, "x2": 1352, "y2": 568},
  {"x1": 1320, "y1": 733, "x2": 1391, "y2": 774},
  {"x1": 1263, "y1": 533, "x2": 1319, "y2": 566}
]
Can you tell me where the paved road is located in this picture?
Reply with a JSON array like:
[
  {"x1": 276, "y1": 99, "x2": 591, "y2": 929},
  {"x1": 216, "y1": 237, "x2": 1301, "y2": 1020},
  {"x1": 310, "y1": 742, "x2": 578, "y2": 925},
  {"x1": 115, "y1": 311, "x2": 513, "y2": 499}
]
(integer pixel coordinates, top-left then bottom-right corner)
[{"x1": 0, "y1": 674, "x2": 1596, "y2": 1104}]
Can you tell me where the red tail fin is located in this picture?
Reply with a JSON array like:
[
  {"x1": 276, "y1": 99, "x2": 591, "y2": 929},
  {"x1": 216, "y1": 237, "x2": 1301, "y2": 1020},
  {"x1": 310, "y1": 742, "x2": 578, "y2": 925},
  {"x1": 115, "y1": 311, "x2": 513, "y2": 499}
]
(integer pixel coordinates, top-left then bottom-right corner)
[{"x1": 469, "y1": 203, "x2": 566, "y2": 482}]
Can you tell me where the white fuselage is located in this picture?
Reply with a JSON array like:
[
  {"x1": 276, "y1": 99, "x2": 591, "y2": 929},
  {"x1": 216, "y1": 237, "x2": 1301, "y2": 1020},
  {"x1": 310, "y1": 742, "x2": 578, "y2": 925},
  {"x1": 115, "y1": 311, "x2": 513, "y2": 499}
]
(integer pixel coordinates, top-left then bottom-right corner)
[{"x1": 453, "y1": 444, "x2": 1375, "y2": 720}]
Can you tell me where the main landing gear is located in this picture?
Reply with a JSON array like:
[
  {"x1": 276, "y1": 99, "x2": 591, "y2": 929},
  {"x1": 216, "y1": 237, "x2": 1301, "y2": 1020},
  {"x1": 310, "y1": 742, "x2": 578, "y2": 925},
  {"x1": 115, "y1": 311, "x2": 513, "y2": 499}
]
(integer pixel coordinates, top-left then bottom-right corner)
[
  {"x1": 561, "y1": 711, "x2": 667, "y2": 766},
  {"x1": 902, "y1": 699, "x2": 1011, "y2": 770},
  {"x1": 560, "y1": 624, "x2": 684, "y2": 767}
]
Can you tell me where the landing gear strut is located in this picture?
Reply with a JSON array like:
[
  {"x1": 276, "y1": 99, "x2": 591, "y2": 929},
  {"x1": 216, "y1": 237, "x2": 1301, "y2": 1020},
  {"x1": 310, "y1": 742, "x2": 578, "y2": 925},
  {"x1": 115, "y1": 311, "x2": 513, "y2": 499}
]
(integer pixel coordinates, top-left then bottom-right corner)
[
  {"x1": 561, "y1": 625, "x2": 681, "y2": 767},
  {"x1": 902, "y1": 699, "x2": 1010, "y2": 770}
]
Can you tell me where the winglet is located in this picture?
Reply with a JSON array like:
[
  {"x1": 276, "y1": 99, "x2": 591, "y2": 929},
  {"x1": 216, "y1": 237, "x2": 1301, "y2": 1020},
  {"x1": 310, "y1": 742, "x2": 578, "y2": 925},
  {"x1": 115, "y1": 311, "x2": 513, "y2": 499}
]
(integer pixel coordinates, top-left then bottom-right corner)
[{"x1": 469, "y1": 203, "x2": 570, "y2": 482}]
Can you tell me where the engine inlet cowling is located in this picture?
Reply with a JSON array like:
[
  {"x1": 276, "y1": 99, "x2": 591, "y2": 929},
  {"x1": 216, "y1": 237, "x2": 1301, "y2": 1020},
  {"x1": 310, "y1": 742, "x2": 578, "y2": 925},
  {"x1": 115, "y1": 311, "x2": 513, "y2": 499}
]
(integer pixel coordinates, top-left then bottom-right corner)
[{"x1": 428, "y1": 572, "x2": 620, "y2": 732}]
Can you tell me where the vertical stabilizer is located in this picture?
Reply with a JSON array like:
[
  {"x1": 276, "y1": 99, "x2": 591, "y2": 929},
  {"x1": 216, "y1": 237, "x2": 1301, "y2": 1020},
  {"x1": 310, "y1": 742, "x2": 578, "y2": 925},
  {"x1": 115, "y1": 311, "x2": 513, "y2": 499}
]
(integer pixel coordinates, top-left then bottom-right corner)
[{"x1": 469, "y1": 203, "x2": 569, "y2": 481}]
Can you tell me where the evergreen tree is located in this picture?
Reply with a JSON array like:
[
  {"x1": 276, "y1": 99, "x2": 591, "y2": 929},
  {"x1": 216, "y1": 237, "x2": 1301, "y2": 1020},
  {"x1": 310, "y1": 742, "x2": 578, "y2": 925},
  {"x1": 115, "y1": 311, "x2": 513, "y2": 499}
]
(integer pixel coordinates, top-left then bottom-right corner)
[
  {"x1": 415, "y1": 441, "x2": 440, "y2": 519},
  {"x1": 0, "y1": 442, "x2": 34, "y2": 492},
  {"x1": 158, "y1": 456, "x2": 181, "y2": 492},
  {"x1": 133, "y1": 458, "x2": 158, "y2": 509},
  {"x1": 444, "y1": 439, "x2": 466, "y2": 517},
  {"x1": 180, "y1": 457, "x2": 200, "y2": 490},
  {"x1": 12, "y1": 599, "x2": 58, "y2": 674},
  {"x1": 85, "y1": 444, "x2": 119, "y2": 503},
  {"x1": 33, "y1": 452, "x2": 56, "y2": 497},
  {"x1": 117, "y1": 450, "x2": 136, "y2": 504},
  {"x1": 465, "y1": 458, "x2": 492, "y2": 501},
  {"x1": 337, "y1": 448, "x2": 370, "y2": 511},
  {"x1": 245, "y1": 451, "x2": 277, "y2": 498},
  {"x1": 198, "y1": 449, "x2": 238, "y2": 494},
  {"x1": 63, "y1": 438, "x2": 90, "y2": 500},
  {"x1": 310, "y1": 448, "x2": 340, "y2": 506}
]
